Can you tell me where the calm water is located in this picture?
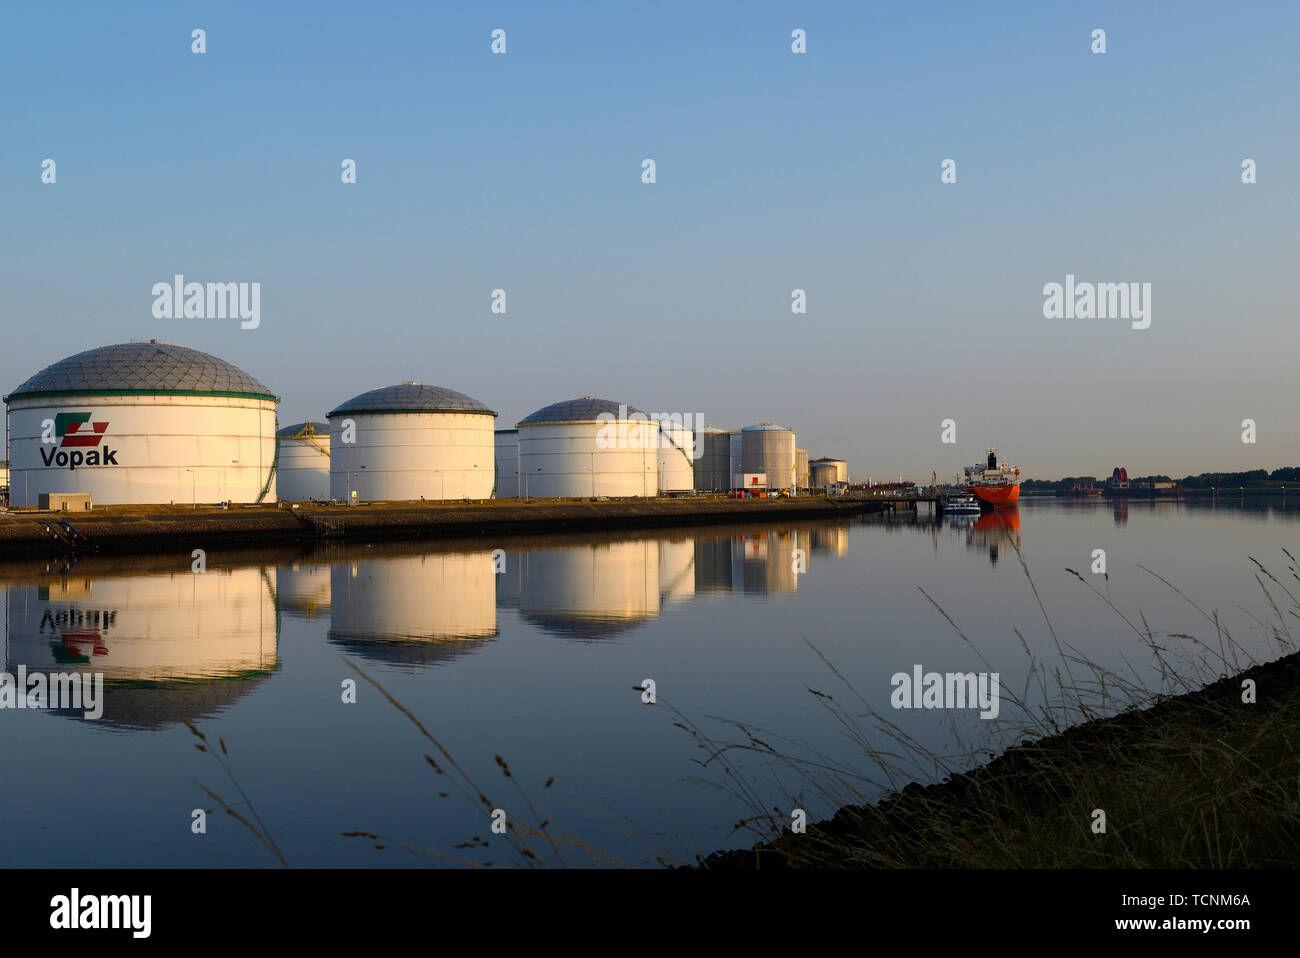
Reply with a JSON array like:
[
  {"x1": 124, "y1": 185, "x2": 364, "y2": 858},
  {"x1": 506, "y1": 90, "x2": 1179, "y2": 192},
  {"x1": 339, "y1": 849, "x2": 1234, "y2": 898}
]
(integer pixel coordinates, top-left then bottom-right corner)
[{"x1": 2, "y1": 497, "x2": 1297, "y2": 867}]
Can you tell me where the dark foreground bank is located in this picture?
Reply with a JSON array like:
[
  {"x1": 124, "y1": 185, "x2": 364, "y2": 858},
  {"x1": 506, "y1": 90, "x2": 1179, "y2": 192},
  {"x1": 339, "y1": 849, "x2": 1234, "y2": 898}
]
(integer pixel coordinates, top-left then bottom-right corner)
[
  {"x1": 0, "y1": 495, "x2": 895, "y2": 558},
  {"x1": 699, "y1": 650, "x2": 1300, "y2": 868}
]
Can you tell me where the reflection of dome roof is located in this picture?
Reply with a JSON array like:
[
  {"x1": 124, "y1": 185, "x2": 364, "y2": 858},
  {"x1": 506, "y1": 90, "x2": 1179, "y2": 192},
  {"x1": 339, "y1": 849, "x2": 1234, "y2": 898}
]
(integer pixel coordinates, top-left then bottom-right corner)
[
  {"x1": 328, "y1": 633, "x2": 494, "y2": 668},
  {"x1": 518, "y1": 397, "x2": 646, "y2": 426},
  {"x1": 327, "y1": 383, "x2": 494, "y2": 417},
  {"x1": 518, "y1": 611, "x2": 652, "y2": 641},
  {"x1": 277, "y1": 420, "x2": 330, "y2": 437},
  {"x1": 5, "y1": 341, "x2": 276, "y2": 401},
  {"x1": 46, "y1": 672, "x2": 277, "y2": 732}
]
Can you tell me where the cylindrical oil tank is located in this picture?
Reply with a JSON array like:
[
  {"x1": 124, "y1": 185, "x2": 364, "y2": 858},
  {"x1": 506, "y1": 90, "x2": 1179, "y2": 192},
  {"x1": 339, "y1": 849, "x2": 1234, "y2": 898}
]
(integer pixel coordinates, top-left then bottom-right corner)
[
  {"x1": 729, "y1": 432, "x2": 744, "y2": 490},
  {"x1": 517, "y1": 397, "x2": 658, "y2": 498},
  {"x1": 694, "y1": 427, "x2": 732, "y2": 491},
  {"x1": 810, "y1": 462, "x2": 838, "y2": 487},
  {"x1": 327, "y1": 382, "x2": 496, "y2": 502},
  {"x1": 740, "y1": 423, "x2": 796, "y2": 492},
  {"x1": 494, "y1": 429, "x2": 519, "y2": 498},
  {"x1": 811, "y1": 457, "x2": 848, "y2": 484},
  {"x1": 276, "y1": 420, "x2": 330, "y2": 500},
  {"x1": 657, "y1": 421, "x2": 695, "y2": 494},
  {"x1": 795, "y1": 448, "x2": 809, "y2": 490},
  {"x1": 2, "y1": 341, "x2": 279, "y2": 506}
]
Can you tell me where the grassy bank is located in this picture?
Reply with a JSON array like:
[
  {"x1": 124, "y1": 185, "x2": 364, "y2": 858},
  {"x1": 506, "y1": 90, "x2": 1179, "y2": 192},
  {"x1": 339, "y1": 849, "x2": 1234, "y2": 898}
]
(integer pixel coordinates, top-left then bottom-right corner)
[
  {"x1": 696, "y1": 550, "x2": 1300, "y2": 869},
  {"x1": 697, "y1": 650, "x2": 1300, "y2": 868}
]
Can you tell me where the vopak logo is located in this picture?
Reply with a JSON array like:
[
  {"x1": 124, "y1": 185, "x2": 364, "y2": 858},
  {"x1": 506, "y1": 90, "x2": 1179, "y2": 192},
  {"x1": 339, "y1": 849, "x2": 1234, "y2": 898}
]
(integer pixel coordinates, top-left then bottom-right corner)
[{"x1": 40, "y1": 413, "x2": 119, "y2": 469}]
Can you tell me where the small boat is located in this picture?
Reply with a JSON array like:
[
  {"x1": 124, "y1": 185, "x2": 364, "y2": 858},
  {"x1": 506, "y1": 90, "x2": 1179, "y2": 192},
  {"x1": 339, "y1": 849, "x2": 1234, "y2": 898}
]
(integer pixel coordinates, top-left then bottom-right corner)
[{"x1": 942, "y1": 492, "x2": 982, "y2": 513}]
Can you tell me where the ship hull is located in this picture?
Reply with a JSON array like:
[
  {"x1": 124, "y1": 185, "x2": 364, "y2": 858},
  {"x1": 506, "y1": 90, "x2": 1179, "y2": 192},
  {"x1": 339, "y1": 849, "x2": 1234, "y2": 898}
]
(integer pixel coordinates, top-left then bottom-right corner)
[{"x1": 968, "y1": 483, "x2": 1020, "y2": 510}]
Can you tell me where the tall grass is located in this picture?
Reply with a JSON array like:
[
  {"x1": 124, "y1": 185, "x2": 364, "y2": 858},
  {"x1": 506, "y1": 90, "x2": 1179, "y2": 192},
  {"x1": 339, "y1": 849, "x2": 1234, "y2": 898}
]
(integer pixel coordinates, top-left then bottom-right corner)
[{"x1": 689, "y1": 545, "x2": 1300, "y2": 867}]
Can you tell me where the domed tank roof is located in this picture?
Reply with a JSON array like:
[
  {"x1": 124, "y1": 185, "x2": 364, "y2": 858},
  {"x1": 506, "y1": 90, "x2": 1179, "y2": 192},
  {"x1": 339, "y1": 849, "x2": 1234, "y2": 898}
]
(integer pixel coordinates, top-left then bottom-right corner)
[
  {"x1": 3, "y1": 340, "x2": 276, "y2": 402},
  {"x1": 327, "y1": 382, "x2": 495, "y2": 418},
  {"x1": 741, "y1": 422, "x2": 791, "y2": 432},
  {"x1": 518, "y1": 397, "x2": 647, "y2": 426},
  {"x1": 277, "y1": 420, "x2": 330, "y2": 437}
]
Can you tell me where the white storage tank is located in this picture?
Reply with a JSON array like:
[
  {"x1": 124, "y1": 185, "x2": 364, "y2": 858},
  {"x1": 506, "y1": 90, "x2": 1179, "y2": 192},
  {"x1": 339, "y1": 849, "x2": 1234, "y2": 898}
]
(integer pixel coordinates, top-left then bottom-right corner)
[
  {"x1": 729, "y1": 431, "x2": 744, "y2": 490},
  {"x1": 327, "y1": 382, "x2": 496, "y2": 502},
  {"x1": 796, "y1": 448, "x2": 809, "y2": 491},
  {"x1": 494, "y1": 429, "x2": 519, "y2": 498},
  {"x1": 2, "y1": 340, "x2": 278, "y2": 506},
  {"x1": 276, "y1": 420, "x2": 330, "y2": 500},
  {"x1": 811, "y1": 457, "x2": 849, "y2": 484},
  {"x1": 657, "y1": 420, "x2": 695, "y2": 494},
  {"x1": 810, "y1": 461, "x2": 839, "y2": 488},
  {"x1": 517, "y1": 397, "x2": 658, "y2": 498},
  {"x1": 740, "y1": 423, "x2": 797, "y2": 492}
]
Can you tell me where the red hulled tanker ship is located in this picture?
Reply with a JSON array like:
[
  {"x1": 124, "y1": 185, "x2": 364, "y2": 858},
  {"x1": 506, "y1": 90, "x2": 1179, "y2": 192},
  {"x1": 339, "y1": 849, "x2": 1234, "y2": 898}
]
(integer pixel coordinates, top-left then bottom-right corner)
[{"x1": 964, "y1": 448, "x2": 1021, "y2": 510}]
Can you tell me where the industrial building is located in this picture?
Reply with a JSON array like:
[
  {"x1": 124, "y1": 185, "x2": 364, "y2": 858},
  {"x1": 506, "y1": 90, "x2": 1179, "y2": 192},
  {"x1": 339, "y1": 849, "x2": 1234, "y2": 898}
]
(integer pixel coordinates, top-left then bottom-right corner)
[
  {"x1": 326, "y1": 382, "x2": 496, "y2": 502},
  {"x1": 809, "y1": 457, "x2": 849, "y2": 492},
  {"x1": 810, "y1": 457, "x2": 849, "y2": 484},
  {"x1": 276, "y1": 420, "x2": 330, "y2": 500},
  {"x1": 657, "y1": 420, "x2": 695, "y2": 494},
  {"x1": 2, "y1": 340, "x2": 278, "y2": 507},
  {"x1": 694, "y1": 426, "x2": 733, "y2": 492},
  {"x1": 739, "y1": 423, "x2": 797, "y2": 492},
  {"x1": 516, "y1": 397, "x2": 659, "y2": 498},
  {"x1": 494, "y1": 429, "x2": 519, "y2": 498}
]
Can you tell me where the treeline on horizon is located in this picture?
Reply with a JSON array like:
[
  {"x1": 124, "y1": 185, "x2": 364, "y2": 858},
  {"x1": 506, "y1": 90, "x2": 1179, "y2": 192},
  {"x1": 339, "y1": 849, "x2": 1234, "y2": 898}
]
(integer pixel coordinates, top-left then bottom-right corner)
[{"x1": 1022, "y1": 467, "x2": 1300, "y2": 493}]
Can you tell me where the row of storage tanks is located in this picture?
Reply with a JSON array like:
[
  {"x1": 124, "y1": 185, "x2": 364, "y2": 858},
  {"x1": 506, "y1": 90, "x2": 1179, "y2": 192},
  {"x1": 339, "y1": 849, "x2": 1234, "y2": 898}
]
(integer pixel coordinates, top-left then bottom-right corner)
[{"x1": 1, "y1": 341, "x2": 846, "y2": 505}]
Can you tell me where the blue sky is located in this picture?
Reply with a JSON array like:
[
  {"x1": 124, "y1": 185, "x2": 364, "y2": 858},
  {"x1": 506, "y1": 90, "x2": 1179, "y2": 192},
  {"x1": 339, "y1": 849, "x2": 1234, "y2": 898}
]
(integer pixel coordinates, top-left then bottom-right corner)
[{"x1": 3, "y1": 1, "x2": 1297, "y2": 479}]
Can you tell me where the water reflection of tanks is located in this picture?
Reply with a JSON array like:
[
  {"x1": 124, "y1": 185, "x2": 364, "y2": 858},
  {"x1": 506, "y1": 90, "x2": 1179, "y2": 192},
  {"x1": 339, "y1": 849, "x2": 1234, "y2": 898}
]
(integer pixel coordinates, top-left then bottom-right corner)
[
  {"x1": 658, "y1": 537, "x2": 696, "y2": 606},
  {"x1": 694, "y1": 535, "x2": 735, "y2": 593},
  {"x1": 4, "y1": 567, "x2": 279, "y2": 730},
  {"x1": 329, "y1": 552, "x2": 497, "y2": 667},
  {"x1": 809, "y1": 525, "x2": 849, "y2": 556},
  {"x1": 276, "y1": 562, "x2": 332, "y2": 619},
  {"x1": 738, "y1": 529, "x2": 803, "y2": 595},
  {"x1": 517, "y1": 540, "x2": 660, "y2": 639}
]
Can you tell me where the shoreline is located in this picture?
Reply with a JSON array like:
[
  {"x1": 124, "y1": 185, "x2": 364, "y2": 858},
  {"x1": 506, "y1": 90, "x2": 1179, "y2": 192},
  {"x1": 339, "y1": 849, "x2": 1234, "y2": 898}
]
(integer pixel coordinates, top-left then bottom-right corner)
[
  {"x1": 697, "y1": 649, "x2": 1300, "y2": 868},
  {"x1": 0, "y1": 496, "x2": 897, "y2": 558}
]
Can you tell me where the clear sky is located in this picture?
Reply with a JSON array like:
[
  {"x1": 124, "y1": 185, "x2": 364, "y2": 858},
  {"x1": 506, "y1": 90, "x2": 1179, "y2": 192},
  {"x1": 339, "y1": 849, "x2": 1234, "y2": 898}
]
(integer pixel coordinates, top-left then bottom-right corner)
[{"x1": 3, "y1": 1, "x2": 1297, "y2": 481}]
